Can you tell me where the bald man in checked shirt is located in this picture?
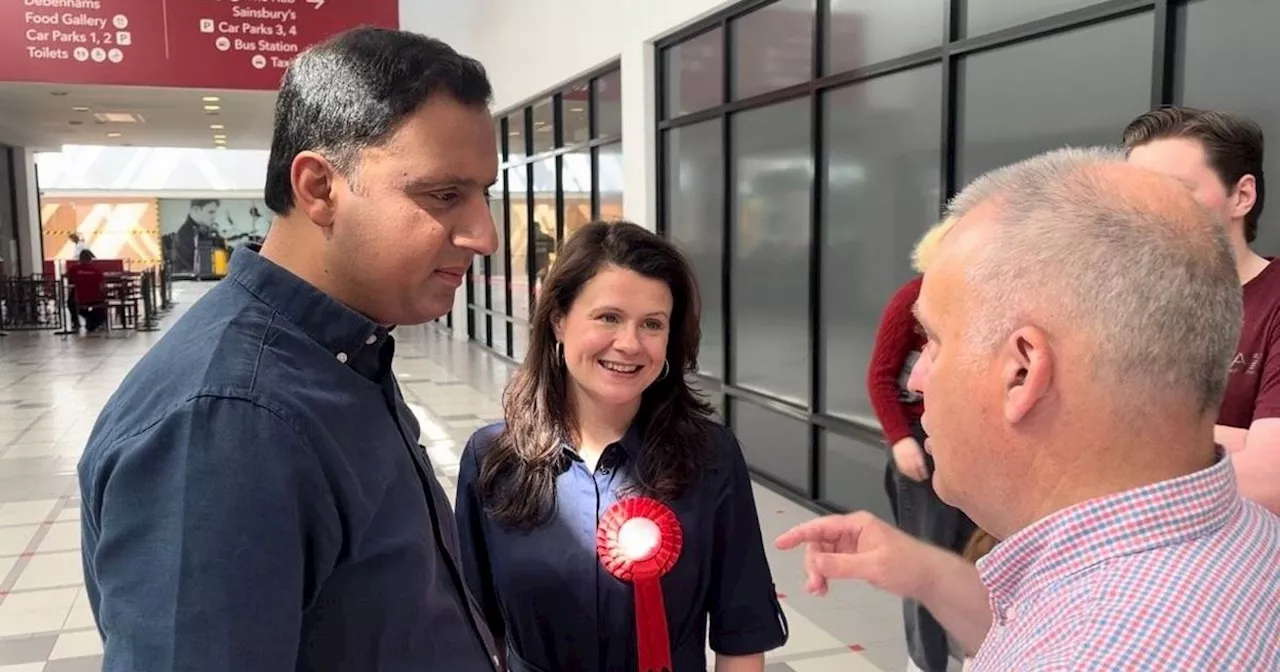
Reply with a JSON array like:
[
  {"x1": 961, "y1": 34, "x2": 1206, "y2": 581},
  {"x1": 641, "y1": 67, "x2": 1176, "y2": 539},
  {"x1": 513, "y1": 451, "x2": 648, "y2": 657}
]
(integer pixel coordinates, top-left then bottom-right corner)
[{"x1": 777, "y1": 147, "x2": 1280, "y2": 671}]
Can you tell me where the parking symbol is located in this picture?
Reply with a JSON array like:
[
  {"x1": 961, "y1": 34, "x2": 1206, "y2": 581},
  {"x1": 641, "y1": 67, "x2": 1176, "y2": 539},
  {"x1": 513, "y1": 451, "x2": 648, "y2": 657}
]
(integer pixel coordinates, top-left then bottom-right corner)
[
  {"x1": 200, "y1": 19, "x2": 215, "y2": 34},
  {"x1": 116, "y1": 32, "x2": 131, "y2": 46}
]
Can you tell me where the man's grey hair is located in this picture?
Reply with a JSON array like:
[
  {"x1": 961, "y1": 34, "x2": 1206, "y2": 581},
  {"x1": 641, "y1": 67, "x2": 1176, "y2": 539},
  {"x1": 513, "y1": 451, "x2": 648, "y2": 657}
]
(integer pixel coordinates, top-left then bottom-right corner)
[{"x1": 944, "y1": 146, "x2": 1242, "y2": 413}]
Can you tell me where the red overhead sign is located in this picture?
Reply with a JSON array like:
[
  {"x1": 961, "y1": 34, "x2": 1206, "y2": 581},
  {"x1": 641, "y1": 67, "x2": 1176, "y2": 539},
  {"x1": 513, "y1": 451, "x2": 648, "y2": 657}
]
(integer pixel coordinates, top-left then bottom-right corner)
[{"x1": 0, "y1": 0, "x2": 399, "y2": 90}]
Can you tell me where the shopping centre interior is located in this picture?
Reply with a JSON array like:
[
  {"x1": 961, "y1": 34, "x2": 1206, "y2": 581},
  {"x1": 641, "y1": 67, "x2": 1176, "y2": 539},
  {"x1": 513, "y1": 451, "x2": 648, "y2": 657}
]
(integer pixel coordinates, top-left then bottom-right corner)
[{"x1": 2, "y1": 0, "x2": 1279, "y2": 670}]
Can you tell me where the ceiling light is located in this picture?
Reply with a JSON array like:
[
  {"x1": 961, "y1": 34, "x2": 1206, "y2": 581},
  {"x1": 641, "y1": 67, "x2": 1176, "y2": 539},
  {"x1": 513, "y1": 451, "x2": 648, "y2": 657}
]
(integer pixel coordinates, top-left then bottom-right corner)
[
  {"x1": 94, "y1": 112, "x2": 144, "y2": 123},
  {"x1": 210, "y1": 124, "x2": 224, "y2": 130},
  {"x1": 106, "y1": 132, "x2": 122, "y2": 138},
  {"x1": 72, "y1": 106, "x2": 89, "y2": 112},
  {"x1": 213, "y1": 134, "x2": 226, "y2": 140},
  {"x1": 570, "y1": 107, "x2": 584, "y2": 112},
  {"x1": 204, "y1": 104, "x2": 220, "y2": 111},
  {"x1": 203, "y1": 96, "x2": 220, "y2": 102}
]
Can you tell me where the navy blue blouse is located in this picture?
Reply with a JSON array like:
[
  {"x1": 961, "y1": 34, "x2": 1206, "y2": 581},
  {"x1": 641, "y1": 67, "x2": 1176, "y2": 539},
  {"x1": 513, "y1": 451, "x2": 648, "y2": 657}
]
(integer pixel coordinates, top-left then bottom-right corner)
[{"x1": 455, "y1": 420, "x2": 788, "y2": 672}]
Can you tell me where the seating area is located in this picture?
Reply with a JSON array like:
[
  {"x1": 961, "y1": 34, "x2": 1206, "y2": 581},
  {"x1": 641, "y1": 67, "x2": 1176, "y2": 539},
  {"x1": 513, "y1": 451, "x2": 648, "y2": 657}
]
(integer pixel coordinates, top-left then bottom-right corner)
[{"x1": 0, "y1": 259, "x2": 172, "y2": 336}]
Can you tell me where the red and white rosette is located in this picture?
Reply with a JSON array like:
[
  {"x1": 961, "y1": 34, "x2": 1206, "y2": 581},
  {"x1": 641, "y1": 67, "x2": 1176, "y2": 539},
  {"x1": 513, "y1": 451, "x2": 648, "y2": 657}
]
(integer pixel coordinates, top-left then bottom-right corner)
[{"x1": 596, "y1": 496, "x2": 684, "y2": 672}]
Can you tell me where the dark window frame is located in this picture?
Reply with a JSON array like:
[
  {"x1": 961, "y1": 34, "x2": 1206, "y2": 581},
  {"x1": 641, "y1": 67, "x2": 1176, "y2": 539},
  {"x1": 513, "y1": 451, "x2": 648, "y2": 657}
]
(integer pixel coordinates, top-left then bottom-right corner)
[
  {"x1": 466, "y1": 61, "x2": 623, "y2": 364},
  {"x1": 654, "y1": 0, "x2": 1173, "y2": 511}
]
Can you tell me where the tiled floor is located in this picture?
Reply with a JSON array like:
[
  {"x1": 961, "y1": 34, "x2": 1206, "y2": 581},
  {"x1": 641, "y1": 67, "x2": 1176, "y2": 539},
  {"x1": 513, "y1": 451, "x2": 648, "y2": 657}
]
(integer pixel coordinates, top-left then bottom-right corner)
[{"x1": 0, "y1": 282, "x2": 916, "y2": 672}]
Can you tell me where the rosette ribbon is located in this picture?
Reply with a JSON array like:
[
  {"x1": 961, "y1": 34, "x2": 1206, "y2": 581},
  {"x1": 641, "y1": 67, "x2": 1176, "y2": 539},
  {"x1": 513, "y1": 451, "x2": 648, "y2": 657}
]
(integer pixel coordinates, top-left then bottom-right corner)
[{"x1": 596, "y1": 496, "x2": 684, "y2": 672}]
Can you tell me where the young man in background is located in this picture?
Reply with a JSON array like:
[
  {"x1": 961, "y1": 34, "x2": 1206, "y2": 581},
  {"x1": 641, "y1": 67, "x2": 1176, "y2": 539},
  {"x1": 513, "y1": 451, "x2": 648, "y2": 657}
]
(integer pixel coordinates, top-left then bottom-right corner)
[{"x1": 1124, "y1": 107, "x2": 1280, "y2": 513}]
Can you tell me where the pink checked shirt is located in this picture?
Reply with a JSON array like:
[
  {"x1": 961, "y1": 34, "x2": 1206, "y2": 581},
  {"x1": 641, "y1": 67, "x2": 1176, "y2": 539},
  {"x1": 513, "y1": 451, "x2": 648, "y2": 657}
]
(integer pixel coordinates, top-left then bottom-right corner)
[{"x1": 971, "y1": 453, "x2": 1280, "y2": 671}]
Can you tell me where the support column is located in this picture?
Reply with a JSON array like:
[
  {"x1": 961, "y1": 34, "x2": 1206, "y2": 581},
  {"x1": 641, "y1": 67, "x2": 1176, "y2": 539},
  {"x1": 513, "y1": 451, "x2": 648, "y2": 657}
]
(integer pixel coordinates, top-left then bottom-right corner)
[
  {"x1": 620, "y1": 40, "x2": 657, "y2": 231},
  {"x1": 12, "y1": 147, "x2": 42, "y2": 275}
]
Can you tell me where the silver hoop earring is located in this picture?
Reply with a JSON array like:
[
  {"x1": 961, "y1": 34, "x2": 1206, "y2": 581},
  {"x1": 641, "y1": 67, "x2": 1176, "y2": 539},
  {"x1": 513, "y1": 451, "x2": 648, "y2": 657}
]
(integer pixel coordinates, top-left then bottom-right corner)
[
  {"x1": 555, "y1": 341, "x2": 564, "y2": 363},
  {"x1": 659, "y1": 359, "x2": 670, "y2": 380}
]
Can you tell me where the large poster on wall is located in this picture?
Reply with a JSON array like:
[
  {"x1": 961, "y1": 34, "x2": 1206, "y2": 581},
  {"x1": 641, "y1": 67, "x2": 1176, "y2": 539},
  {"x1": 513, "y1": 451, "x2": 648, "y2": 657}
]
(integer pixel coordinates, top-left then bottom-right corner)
[
  {"x1": 0, "y1": 0, "x2": 397, "y2": 89},
  {"x1": 159, "y1": 198, "x2": 272, "y2": 280}
]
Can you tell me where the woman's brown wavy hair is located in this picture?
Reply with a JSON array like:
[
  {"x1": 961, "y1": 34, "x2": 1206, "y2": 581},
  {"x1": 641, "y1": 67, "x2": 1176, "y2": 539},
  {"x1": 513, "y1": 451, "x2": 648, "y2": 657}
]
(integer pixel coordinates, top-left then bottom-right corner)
[{"x1": 478, "y1": 220, "x2": 715, "y2": 530}]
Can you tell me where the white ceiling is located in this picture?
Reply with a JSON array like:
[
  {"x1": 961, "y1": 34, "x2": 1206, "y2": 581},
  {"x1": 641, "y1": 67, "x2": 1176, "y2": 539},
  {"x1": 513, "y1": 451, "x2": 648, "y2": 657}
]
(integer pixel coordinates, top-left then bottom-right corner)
[{"x1": 0, "y1": 82, "x2": 277, "y2": 152}]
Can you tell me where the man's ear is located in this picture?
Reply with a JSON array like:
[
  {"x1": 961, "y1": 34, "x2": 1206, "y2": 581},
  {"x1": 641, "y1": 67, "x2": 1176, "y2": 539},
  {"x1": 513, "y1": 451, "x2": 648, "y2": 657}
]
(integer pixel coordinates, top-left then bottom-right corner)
[
  {"x1": 291, "y1": 151, "x2": 340, "y2": 228},
  {"x1": 1001, "y1": 326, "x2": 1053, "y2": 424},
  {"x1": 1230, "y1": 174, "x2": 1258, "y2": 223}
]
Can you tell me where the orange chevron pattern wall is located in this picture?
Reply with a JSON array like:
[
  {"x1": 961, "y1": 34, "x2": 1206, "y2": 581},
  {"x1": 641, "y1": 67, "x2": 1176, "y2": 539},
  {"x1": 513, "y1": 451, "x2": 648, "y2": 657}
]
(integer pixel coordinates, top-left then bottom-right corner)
[{"x1": 41, "y1": 197, "x2": 164, "y2": 270}]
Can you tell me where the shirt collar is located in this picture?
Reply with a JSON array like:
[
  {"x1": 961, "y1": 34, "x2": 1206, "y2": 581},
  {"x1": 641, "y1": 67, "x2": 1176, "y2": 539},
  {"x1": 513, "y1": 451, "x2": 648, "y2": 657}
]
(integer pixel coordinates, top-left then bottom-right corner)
[
  {"x1": 976, "y1": 448, "x2": 1240, "y2": 623},
  {"x1": 560, "y1": 421, "x2": 645, "y2": 464},
  {"x1": 226, "y1": 245, "x2": 391, "y2": 379}
]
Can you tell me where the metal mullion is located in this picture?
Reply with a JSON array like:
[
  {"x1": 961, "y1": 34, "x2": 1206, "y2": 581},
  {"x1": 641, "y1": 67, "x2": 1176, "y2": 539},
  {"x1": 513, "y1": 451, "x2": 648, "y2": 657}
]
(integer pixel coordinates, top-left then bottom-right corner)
[
  {"x1": 590, "y1": 145, "x2": 601, "y2": 220},
  {"x1": 941, "y1": 0, "x2": 960, "y2": 207},
  {"x1": 655, "y1": 39, "x2": 668, "y2": 234},
  {"x1": 501, "y1": 159, "x2": 516, "y2": 358},
  {"x1": 1149, "y1": 0, "x2": 1175, "y2": 108},
  {"x1": 808, "y1": 0, "x2": 826, "y2": 500},
  {"x1": 553, "y1": 93, "x2": 565, "y2": 243},
  {"x1": 590, "y1": 72, "x2": 599, "y2": 137},
  {"x1": 721, "y1": 16, "x2": 735, "y2": 432},
  {"x1": 522, "y1": 107, "x2": 536, "y2": 323}
]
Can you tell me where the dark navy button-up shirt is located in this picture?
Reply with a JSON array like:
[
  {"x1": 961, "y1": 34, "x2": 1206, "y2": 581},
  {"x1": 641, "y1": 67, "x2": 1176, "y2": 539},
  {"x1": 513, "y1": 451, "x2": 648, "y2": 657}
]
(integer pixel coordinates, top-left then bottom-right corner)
[
  {"x1": 78, "y1": 247, "x2": 500, "y2": 672},
  {"x1": 455, "y1": 421, "x2": 788, "y2": 672}
]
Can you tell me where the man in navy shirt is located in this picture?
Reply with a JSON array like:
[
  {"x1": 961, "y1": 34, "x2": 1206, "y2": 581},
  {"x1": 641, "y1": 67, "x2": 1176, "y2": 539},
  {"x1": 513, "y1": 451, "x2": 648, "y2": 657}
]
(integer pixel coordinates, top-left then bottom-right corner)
[{"x1": 78, "y1": 28, "x2": 502, "y2": 671}]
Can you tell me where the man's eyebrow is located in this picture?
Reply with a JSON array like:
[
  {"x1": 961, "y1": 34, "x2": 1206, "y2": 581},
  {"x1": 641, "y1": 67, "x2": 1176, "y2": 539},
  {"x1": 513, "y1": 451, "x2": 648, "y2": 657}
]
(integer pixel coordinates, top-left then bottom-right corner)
[
  {"x1": 911, "y1": 301, "x2": 929, "y2": 331},
  {"x1": 403, "y1": 174, "x2": 484, "y2": 191}
]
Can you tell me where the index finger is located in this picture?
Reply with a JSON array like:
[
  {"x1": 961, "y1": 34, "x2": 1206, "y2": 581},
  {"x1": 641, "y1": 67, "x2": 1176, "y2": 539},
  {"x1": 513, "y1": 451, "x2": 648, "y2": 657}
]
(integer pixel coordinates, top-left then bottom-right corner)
[{"x1": 774, "y1": 512, "x2": 870, "y2": 550}]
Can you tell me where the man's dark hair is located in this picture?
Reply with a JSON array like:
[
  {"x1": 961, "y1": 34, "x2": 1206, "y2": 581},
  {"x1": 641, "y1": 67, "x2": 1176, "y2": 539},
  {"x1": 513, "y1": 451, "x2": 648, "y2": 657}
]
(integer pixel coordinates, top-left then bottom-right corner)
[
  {"x1": 263, "y1": 27, "x2": 493, "y2": 214},
  {"x1": 190, "y1": 199, "x2": 220, "y2": 209},
  {"x1": 1122, "y1": 107, "x2": 1266, "y2": 243}
]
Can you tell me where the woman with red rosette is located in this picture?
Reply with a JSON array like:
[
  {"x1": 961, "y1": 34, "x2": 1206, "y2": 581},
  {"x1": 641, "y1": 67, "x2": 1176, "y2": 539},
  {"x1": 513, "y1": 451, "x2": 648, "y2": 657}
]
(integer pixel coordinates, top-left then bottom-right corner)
[{"x1": 455, "y1": 221, "x2": 788, "y2": 672}]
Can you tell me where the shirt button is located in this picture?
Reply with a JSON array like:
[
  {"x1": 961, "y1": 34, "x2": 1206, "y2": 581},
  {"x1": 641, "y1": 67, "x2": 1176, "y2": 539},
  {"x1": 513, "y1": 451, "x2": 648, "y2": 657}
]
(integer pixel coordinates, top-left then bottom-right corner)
[
  {"x1": 336, "y1": 352, "x2": 349, "y2": 364},
  {"x1": 366, "y1": 334, "x2": 377, "y2": 345}
]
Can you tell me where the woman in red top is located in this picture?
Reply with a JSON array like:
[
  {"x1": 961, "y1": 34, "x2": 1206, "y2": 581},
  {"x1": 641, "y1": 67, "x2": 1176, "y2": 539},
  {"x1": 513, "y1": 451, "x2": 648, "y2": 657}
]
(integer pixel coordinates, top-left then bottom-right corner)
[{"x1": 866, "y1": 217, "x2": 975, "y2": 672}]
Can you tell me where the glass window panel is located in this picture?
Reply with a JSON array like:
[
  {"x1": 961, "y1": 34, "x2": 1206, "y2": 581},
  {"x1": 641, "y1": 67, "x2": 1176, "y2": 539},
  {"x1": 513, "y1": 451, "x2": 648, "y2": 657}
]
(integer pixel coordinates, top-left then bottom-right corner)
[
  {"x1": 663, "y1": 28, "x2": 724, "y2": 118},
  {"x1": 1177, "y1": 0, "x2": 1280, "y2": 253},
  {"x1": 821, "y1": 431, "x2": 893, "y2": 519},
  {"x1": 826, "y1": 0, "x2": 943, "y2": 74},
  {"x1": 596, "y1": 142, "x2": 624, "y2": 222},
  {"x1": 492, "y1": 318, "x2": 510, "y2": 357},
  {"x1": 594, "y1": 69, "x2": 622, "y2": 138},
  {"x1": 533, "y1": 158, "x2": 558, "y2": 300},
  {"x1": 513, "y1": 322, "x2": 530, "y2": 361},
  {"x1": 731, "y1": 399, "x2": 810, "y2": 492},
  {"x1": 509, "y1": 165, "x2": 531, "y2": 321},
  {"x1": 956, "y1": 14, "x2": 1152, "y2": 185},
  {"x1": 731, "y1": 99, "x2": 812, "y2": 405},
  {"x1": 561, "y1": 82, "x2": 591, "y2": 145},
  {"x1": 965, "y1": 0, "x2": 1114, "y2": 38},
  {"x1": 665, "y1": 121, "x2": 724, "y2": 379},
  {"x1": 491, "y1": 170, "x2": 508, "y2": 318},
  {"x1": 822, "y1": 64, "x2": 943, "y2": 424},
  {"x1": 469, "y1": 256, "x2": 484, "y2": 309},
  {"x1": 507, "y1": 113, "x2": 526, "y2": 163},
  {"x1": 531, "y1": 99, "x2": 555, "y2": 154},
  {"x1": 732, "y1": 0, "x2": 816, "y2": 100},
  {"x1": 564, "y1": 146, "x2": 593, "y2": 239}
]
